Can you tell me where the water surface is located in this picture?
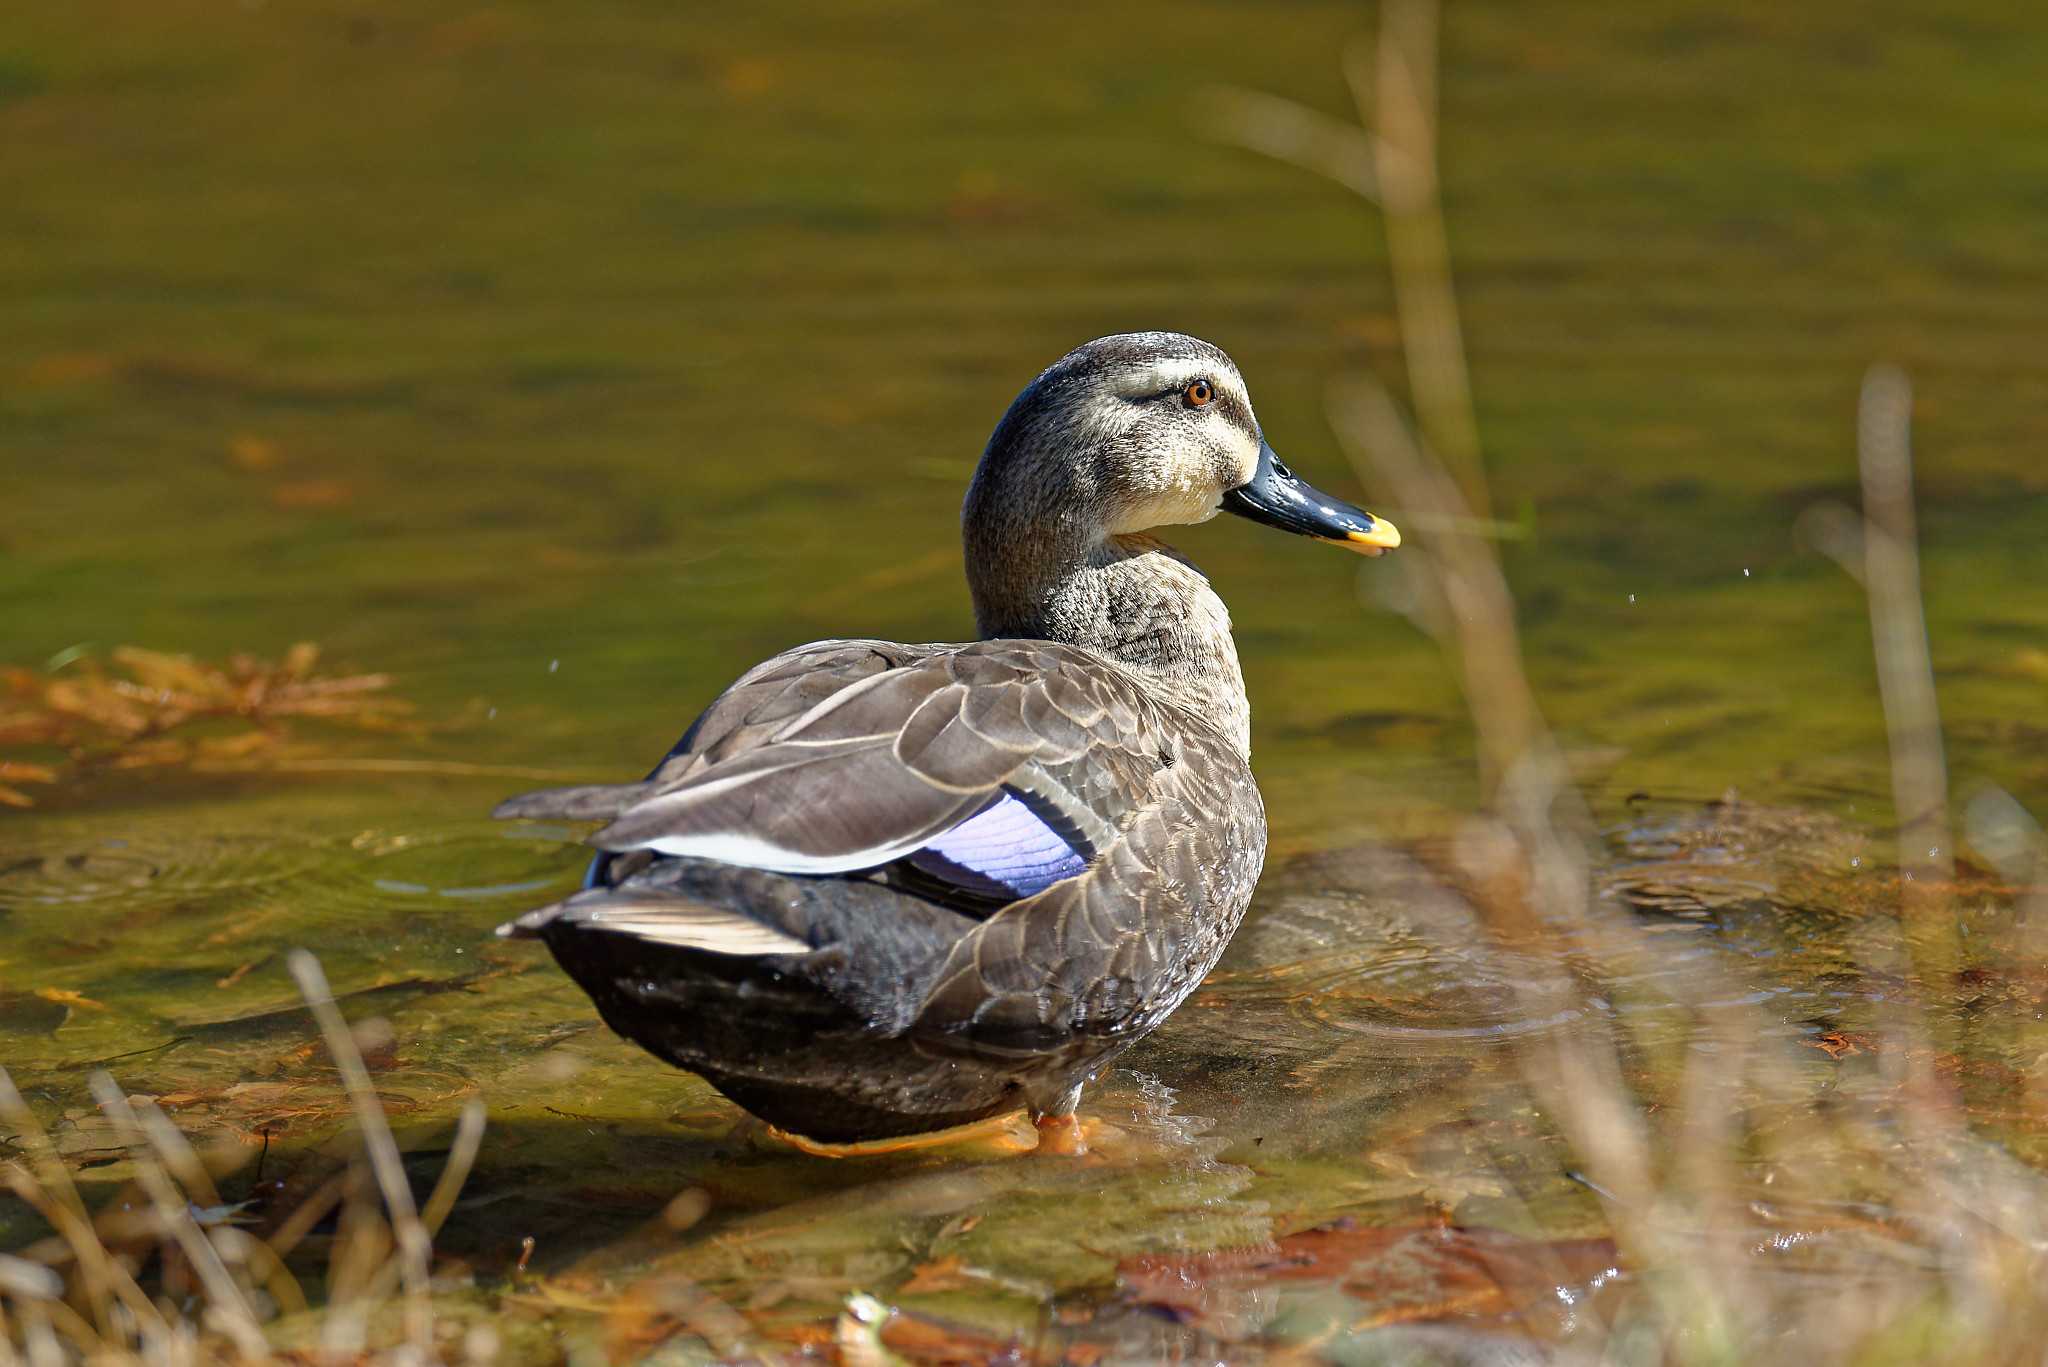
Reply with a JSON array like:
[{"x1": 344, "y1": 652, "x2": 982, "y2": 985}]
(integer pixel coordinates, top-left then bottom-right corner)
[{"x1": 5, "y1": 0, "x2": 2047, "y2": 1358}]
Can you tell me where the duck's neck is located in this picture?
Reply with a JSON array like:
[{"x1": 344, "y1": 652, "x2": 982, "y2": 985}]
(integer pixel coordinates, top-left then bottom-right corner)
[{"x1": 966, "y1": 531, "x2": 1252, "y2": 759}]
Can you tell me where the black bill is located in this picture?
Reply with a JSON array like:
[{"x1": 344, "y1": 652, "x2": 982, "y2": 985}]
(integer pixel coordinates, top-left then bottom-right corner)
[{"x1": 1221, "y1": 441, "x2": 1401, "y2": 556}]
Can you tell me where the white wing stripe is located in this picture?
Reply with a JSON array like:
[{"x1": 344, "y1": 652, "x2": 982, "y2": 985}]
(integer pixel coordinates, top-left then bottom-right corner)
[{"x1": 641, "y1": 824, "x2": 959, "y2": 875}]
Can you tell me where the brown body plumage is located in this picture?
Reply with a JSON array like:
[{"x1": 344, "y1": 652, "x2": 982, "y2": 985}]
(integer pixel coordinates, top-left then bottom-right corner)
[{"x1": 493, "y1": 333, "x2": 1397, "y2": 1146}]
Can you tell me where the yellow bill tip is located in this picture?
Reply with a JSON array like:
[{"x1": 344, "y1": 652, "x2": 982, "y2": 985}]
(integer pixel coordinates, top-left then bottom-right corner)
[{"x1": 1336, "y1": 517, "x2": 1401, "y2": 555}]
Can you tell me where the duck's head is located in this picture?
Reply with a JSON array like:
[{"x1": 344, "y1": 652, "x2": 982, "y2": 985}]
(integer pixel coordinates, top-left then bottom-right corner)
[{"x1": 964, "y1": 332, "x2": 1400, "y2": 566}]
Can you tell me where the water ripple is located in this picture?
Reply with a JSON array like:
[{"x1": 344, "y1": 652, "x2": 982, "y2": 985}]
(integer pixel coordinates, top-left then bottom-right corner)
[{"x1": 0, "y1": 824, "x2": 324, "y2": 910}]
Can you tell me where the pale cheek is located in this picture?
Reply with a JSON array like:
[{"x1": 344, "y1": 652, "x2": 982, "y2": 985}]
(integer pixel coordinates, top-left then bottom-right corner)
[
  {"x1": 1110, "y1": 479, "x2": 1226, "y2": 532},
  {"x1": 1158, "y1": 481, "x2": 1228, "y2": 526},
  {"x1": 1227, "y1": 442, "x2": 1260, "y2": 488}
]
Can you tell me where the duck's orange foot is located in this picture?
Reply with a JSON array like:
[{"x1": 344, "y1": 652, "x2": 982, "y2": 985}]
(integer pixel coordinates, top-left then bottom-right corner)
[
  {"x1": 761, "y1": 1110, "x2": 1037, "y2": 1159},
  {"x1": 1032, "y1": 1112, "x2": 1089, "y2": 1157}
]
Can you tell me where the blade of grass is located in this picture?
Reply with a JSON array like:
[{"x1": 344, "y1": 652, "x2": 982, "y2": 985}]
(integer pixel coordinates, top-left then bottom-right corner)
[
  {"x1": 86, "y1": 1073, "x2": 269, "y2": 1359},
  {"x1": 0, "y1": 1071, "x2": 166, "y2": 1346},
  {"x1": 287, "y1": 948, "x2": 433, "y2": 1358}
]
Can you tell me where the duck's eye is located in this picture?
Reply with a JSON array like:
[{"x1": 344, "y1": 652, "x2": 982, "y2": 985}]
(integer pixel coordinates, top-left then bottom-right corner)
[{"x1": 1183, "y1": 379, "x2": 1214, "y2": 409}]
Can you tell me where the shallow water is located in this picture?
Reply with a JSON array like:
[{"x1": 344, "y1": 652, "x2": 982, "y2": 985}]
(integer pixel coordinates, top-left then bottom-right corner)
[{"x1": 5, "y1": 0, "x2": 2048, "y2": 1358}]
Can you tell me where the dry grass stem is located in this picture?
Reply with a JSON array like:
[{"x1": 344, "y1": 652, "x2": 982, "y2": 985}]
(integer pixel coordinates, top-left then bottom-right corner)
[
  {"x1": 1856, "y1": 366, "x2": 1960, "y2": 951},
  {"x1": 86, "y1": 1074, "x2": 271, "y2": 1358},
  {"x1": 286, "y1": 949, "x2": 435, "y2": 1359},
  {"x1": 417, "y1": 1100, "x2": 487, "y2": 1240},
  {"x1": 1, "y1": 955, "x2": 488, "y2": 1363},
  {"x1": 1202, "y1": 87, "x2": 1383, "y2": 201},
  {"x1": 1355, "y1": 0, "x2": 1489, "y2": 518}
]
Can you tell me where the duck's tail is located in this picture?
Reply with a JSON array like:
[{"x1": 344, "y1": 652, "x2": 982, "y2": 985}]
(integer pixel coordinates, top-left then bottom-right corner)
[
  {"x1": 495, "y1": 882, "x2": 809, "y2": 955},
  {"x1": 492, "y1": 781, "x2": 656, "y2": 822}
]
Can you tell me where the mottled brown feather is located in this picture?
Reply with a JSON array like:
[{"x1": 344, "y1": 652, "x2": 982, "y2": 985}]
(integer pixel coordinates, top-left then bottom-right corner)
[{"x1": 574, "y1": 639, "x2": 1207, "y2": 878}]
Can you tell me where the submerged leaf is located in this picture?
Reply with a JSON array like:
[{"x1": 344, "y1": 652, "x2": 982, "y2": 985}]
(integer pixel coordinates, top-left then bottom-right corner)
[
  {"x1": 33, "y1": 988, "x2": 107, "y2": 1012},
  {"x1": 1120, "y1": 1221, "x2": 1625, "y2": 1344},
  {"x1": 110, "y1": 646, "x2": 228, "y2": 698},
  {"x1": 0, "y1": 642, "x2": 416, "y2": 806}
]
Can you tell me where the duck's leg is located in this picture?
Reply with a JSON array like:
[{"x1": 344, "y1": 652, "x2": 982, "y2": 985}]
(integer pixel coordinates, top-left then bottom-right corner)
[
  {"x1": 1032, "y1": 1114, "x2": 1088, "y2": 1156},
  {"x1": 758, "y1": 1111, "x2": 1038, "y2": 1159},
  {"x1": 1029, "y1": 1083, "x2": 1088, "y2": 1157}
]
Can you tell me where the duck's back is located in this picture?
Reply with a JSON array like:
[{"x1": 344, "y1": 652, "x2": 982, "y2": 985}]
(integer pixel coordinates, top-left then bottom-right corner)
[{"x1": 494, "y1": 636, "x2": 1266, "y2": 1141}]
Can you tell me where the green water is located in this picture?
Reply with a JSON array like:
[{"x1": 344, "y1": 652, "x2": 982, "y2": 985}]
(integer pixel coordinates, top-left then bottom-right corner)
[{"x1": 5, "y1": 0, "x2": 2048, "y2": 1358}]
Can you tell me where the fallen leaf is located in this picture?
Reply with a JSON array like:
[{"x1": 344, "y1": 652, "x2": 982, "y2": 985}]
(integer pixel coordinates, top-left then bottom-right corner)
[
  {"x1": 0, "y1": 642, "x2": 414, "y2": 805},
  {"x1": 896, "y1": 1256, "x2": 974, "y2": 1296},
  {"x1": 110, "y1": 645, "x2": 223, "y2": 696},
  {"x1": 1121, "y1": 1221, "x2": 1624, "y2": 1344},
  {"x1": 605, "y1": 1275, "x2": 760, "y2": 1361},
  {"x1": 877, "y1": 1303, "x2": 1036, "y2": 1366},
  {"x1": 1807, "y1": 1030, "x2": 1875, "y2": 1060},
  {"x1": 35, "y1": 987, "x2": 108, "y2": 1011}
]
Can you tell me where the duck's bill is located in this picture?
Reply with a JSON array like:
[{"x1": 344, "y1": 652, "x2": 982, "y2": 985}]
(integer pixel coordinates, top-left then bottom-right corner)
[{"x1": 1221, "y1": 441, "x2": 1401, "y2": 556}]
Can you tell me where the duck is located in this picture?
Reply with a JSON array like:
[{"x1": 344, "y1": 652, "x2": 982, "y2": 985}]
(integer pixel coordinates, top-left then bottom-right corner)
[{"x1": 491, "y1": 332, "x2": 1398, "y2": 1153}]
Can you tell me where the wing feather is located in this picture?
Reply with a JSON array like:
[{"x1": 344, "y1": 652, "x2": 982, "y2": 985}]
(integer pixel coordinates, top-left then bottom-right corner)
[{"x1": 499, "y1": 637, "x2": 1179, "y2": 891}]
